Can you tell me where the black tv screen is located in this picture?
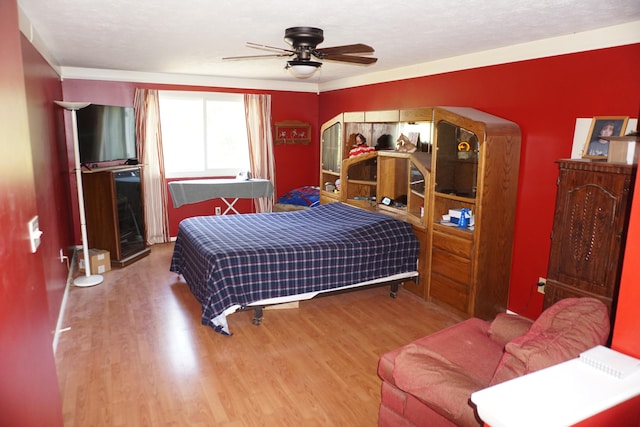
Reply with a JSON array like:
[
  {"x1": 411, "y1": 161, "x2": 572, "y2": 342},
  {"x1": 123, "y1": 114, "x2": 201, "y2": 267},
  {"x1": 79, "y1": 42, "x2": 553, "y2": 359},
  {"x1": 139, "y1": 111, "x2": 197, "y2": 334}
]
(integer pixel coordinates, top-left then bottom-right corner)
[{"x1": 76, "y1": 104, "x2": 137, "y2": 164}]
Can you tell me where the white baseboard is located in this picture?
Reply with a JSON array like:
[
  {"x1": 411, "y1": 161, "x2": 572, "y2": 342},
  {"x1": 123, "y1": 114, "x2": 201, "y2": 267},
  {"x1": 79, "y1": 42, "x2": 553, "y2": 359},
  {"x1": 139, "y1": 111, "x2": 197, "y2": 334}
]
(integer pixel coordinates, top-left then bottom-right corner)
[{"x1": 52, "y1": 248, "x2": 78, "y2": 354}]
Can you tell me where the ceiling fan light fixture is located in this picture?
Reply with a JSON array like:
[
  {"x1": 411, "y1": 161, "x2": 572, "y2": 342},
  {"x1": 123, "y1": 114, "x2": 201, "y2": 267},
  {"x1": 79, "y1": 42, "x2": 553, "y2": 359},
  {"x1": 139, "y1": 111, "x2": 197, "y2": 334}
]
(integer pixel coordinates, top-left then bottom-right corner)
[
  {"x1": 223, "y1": 27, "x2": 376, "y2": 78},
  {"x1": 286, "y1": 60, "x2": 321, "y2": 78}
]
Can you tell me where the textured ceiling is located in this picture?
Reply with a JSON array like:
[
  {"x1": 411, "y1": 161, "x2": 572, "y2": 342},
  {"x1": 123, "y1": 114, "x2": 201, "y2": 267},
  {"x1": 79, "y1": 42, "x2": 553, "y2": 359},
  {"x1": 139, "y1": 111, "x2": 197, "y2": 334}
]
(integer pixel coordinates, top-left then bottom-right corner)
[{"x1": 17, "y1": 0, "x2": 640, "y2": 85}]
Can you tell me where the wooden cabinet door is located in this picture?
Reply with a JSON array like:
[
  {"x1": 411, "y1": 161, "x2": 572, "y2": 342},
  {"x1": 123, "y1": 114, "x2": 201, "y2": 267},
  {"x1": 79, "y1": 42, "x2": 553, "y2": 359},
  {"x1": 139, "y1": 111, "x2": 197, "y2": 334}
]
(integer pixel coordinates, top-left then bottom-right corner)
[
  {"x1": 83, "y1": 171, "x2": 120, "y2": 258},
  {"x1": 320, "y1": 114, "x2": 343, "y2": 204},
  {"x1": 546, "y1": 161, "x2": 635, "y2": 310}
]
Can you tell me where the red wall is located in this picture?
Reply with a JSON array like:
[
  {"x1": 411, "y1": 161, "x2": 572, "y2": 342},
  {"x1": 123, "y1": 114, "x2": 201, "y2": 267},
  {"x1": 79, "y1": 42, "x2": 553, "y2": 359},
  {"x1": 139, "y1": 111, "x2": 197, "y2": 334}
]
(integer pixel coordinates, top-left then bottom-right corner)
[
  {"x1": 319, "y1": 44, "x2": 640, "y2": 320},
  {"x1": 21, "y1": 35, "x2": 73, "y2": 330},
  {"x1": 0, "y1": 0, "x2": 64, "y2": 425},
  {"x1": 61, "y1": 80, "x2": 320, "y2": 237},
  {"x1": 612, "y1": 169, "x2": 640, "y2": 359},
  {"x1": 573, "y1": 394, "x2": 640, "y2": 426}
]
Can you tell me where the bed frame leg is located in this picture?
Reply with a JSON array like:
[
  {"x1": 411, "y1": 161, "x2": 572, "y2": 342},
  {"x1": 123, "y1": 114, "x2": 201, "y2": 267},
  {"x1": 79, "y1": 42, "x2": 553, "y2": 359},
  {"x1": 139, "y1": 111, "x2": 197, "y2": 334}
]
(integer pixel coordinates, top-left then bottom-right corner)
[
  {"x1": 390, "y1": 283, "x2": 399, "y2": 298},
  {"x1": 252, "y1": 307, "x2": 264, "y2": 325}
]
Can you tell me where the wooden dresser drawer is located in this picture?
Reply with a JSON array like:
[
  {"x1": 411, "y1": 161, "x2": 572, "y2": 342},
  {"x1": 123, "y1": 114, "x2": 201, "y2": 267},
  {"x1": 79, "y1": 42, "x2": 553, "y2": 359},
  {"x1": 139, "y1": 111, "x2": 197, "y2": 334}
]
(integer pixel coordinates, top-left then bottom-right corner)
[
  {"x1": 432, "y1": 230, "x2": 472, "y2": 259},
  {"x1": 430, "y1": 272, "x2": 469, "y2": 315},
  {"x1": 429, "y1": 241, "x2": 472, "y2": 317},
  {"x1": 431, "y1": 247, "x2": 471, "y2": 284}
]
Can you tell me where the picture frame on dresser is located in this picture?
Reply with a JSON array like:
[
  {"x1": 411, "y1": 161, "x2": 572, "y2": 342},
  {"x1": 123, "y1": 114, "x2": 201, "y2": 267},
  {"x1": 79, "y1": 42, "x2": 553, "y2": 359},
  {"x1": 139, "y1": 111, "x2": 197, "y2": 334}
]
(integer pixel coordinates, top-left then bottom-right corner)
[{"x1": 582, "y1": 116, "x2": 629, "y2": 159}]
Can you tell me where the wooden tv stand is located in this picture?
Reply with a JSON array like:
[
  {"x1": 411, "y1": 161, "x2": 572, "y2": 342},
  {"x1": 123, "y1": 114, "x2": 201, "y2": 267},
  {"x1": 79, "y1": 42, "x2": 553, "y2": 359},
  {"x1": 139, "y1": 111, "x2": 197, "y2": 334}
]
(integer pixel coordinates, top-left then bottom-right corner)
[{"x1": 82, "y1": 166, "x2": 150, "y2": 268}]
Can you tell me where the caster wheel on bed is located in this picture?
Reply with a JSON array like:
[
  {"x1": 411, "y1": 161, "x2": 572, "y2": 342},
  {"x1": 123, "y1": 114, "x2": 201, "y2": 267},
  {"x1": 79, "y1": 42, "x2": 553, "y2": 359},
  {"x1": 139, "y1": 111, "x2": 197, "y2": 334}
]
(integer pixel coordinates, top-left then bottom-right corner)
[
  {"x1": 252, "y1": 307, "x2": 264, "y2": 325},
  {"x1": 389, "y1": 282, "x2": 400, "y2": 299}
]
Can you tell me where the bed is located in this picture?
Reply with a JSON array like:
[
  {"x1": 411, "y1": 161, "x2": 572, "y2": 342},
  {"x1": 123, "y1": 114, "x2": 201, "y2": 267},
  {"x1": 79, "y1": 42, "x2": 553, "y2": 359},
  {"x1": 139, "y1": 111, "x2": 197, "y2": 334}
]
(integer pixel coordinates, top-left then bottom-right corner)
[
  {"x1": 272, "y1": 185, "x2": 320, "y2": 212},
  {"x1": 170, "y1": 202, "x2": 420, "y2": 335}
]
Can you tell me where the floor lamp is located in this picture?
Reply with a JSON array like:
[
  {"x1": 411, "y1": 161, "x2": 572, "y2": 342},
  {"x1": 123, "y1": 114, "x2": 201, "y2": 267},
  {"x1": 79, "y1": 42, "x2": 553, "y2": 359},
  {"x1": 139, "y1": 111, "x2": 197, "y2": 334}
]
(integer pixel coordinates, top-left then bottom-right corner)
[{"x1": 55, "y1": 100, "x2": 104, "y2": 287}]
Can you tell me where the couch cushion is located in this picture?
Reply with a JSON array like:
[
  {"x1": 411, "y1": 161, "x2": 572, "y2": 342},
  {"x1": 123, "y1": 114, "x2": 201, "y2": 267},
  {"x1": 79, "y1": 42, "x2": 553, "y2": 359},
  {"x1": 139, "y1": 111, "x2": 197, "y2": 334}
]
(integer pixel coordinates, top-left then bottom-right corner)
[
  {"x1": 392, "y1": 344, "x2": 484, "y2": 427},
  {"x1": 378, "y1": 318, "x2": 501, "y2": 387},
  {"x1": 487, "y1": 313, "x2": 534, "y2": 347},
  {"x1": 489, "y1": 297, "x2": 610, "y2": 385}
]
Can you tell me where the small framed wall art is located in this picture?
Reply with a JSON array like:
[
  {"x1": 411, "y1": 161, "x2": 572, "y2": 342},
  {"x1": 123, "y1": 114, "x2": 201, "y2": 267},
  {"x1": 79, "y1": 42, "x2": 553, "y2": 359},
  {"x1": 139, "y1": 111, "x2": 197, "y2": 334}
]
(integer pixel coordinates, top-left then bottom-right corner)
[
  {"x1": 274, "y1": 120, "x2": 311, "y2": 145},
  {"x1": 582, "y1": 116, "x2": 629, "y2": 159}
]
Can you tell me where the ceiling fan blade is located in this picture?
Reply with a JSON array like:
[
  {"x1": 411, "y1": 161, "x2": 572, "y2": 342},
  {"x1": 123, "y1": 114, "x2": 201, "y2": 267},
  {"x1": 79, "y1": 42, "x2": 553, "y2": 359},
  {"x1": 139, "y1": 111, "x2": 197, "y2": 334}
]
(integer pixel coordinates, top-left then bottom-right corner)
[
  {"x1": 316, "y1": 43, "x2": 375, "y2": 55},
  {"x1": 225, "y1": 29, "x2": 377, "y2": 68},
  {"x1": 321, "y1": 54, "x2": 378, "y2": 64},
  {"x1": 246, "y1": 42, "x2": 295, "y2": 54},
  {"x1": 222, "y1": 53, "x2": 292, "y2": 61}
]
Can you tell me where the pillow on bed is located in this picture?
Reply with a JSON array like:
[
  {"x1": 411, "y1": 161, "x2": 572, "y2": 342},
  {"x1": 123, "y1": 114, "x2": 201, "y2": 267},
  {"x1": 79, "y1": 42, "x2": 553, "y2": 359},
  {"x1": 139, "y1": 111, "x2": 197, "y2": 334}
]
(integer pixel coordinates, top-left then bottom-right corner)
[{"x1": 277, "y1": 186, "x2": 320, "y2": 207}]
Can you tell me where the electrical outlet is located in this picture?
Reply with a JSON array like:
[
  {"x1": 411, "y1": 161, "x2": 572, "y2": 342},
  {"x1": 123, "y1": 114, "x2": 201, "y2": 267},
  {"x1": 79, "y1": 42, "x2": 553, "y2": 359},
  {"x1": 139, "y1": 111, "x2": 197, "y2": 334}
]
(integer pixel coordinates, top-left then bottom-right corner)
[
  {"x1": 537, "y1": 277, "x2": 546, "y2": 294},
  {"x1": 28, "y1": 216, "x2": 43, "y2": 253},
  {"x1": 215, "y1": 207, "x2": 222, "y2": 215}
]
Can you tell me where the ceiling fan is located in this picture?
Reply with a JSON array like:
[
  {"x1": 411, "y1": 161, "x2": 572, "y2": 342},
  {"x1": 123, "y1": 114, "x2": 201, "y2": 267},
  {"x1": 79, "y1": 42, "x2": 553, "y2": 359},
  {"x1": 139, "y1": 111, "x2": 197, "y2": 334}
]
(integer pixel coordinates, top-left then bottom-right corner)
[{"x1": 223, "y1": 27, "x2": 378, "y2": 78}]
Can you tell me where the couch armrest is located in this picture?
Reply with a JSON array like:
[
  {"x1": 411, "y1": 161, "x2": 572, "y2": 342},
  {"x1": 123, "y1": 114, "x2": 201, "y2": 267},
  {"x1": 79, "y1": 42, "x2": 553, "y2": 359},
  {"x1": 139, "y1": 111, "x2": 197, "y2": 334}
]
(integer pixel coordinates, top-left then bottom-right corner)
[
  {"x1": 392, "y1": 344, "x2": 486, "y2": 427},
  {"x1": 487, "y1": 313, "x2": 534, "y2": 347}
]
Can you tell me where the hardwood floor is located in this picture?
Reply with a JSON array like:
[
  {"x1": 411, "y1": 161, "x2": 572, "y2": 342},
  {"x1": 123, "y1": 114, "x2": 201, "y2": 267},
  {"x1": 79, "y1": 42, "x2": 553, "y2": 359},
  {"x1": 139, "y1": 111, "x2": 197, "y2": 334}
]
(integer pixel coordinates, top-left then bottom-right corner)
[{"x1": 55, "y1": 243, "x2": 463, "y2": 426}]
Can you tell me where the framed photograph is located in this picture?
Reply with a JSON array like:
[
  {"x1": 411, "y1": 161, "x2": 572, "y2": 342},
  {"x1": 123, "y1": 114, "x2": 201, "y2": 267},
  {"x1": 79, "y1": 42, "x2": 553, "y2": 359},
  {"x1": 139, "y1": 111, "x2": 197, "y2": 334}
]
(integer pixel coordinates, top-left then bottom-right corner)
[
  {"x1": 274, "y1": 120, "x2": 311, "y2": 145},
  {"x1": 582, "y1": 116, "x2": 629, "y2": 159}
]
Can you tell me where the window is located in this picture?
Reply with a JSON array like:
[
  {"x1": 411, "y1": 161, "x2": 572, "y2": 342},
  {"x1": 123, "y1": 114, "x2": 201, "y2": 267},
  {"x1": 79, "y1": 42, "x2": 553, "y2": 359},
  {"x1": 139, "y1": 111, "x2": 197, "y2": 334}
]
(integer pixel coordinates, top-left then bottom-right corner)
[{"x1": 159, "y1": 91, "x2": 250, "y2": 178}]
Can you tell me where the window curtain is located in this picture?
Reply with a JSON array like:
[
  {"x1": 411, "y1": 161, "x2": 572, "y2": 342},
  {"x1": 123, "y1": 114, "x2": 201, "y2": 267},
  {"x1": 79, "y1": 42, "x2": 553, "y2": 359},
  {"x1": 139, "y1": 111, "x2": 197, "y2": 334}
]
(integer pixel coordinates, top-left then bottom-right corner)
[
  {"x1": 244, "y1": 94, "x2": 276, "y2": 213},
  {"x1": 133, "y1": 88, "x2": 170, "y2": 244}
]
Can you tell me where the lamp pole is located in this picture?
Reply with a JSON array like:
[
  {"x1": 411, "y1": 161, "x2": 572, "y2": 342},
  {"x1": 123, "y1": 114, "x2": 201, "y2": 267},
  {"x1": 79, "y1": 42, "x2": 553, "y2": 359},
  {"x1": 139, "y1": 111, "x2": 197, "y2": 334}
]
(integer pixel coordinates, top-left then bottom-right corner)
[{"x1": 55, "y1": 101, "x2": 103, "y2": 287}]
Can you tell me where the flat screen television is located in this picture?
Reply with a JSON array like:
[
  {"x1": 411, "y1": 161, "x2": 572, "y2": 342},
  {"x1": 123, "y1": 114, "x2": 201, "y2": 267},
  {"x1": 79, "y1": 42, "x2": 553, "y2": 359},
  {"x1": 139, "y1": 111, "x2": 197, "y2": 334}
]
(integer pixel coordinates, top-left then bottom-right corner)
[{"x1": 76, "y1": 104, "x2": 137, "y2": 164}]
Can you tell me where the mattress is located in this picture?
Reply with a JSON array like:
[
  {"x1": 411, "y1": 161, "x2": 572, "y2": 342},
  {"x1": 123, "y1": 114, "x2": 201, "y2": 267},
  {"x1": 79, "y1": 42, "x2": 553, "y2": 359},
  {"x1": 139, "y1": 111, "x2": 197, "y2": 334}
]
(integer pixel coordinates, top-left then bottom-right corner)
[{"x1": 170, "y1": 202, "x2": 420, "y2": 334}]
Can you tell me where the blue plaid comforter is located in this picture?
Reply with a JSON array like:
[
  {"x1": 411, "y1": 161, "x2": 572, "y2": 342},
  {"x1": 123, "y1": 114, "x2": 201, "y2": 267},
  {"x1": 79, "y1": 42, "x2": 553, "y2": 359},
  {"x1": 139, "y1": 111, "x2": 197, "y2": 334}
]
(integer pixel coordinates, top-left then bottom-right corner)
[{"x1": 170, "y1": 202, "x2": 419, "y2": 334}]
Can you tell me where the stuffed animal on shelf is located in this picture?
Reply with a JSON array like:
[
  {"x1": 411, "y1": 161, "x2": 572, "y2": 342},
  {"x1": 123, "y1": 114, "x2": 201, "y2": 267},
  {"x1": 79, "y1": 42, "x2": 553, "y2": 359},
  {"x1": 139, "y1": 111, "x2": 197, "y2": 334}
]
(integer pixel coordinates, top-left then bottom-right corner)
[
  {"x1": 396, "y1": 134, "x2": 417, "y2": 153},
  {"x1": 349, "y1": 133, "x2": 376, "y2": 157}
]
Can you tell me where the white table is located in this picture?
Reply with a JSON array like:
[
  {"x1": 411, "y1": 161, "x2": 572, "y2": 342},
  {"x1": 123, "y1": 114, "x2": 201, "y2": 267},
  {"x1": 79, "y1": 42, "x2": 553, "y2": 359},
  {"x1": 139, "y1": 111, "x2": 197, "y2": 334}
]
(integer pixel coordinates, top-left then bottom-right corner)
[
  {"x1": 168, "y1": 178, "x2": 274, "y2": 214},
  {"x1": 471, "y1": 347, "x2": 640, "y2": 427}
]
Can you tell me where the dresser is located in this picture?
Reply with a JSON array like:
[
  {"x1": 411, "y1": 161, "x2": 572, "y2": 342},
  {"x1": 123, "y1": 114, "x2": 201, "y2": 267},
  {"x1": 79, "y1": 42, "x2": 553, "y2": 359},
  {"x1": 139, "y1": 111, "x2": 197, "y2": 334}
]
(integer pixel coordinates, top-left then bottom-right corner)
[{"x1": 544, "y1": 159, "x2": 636, "y2": 322}]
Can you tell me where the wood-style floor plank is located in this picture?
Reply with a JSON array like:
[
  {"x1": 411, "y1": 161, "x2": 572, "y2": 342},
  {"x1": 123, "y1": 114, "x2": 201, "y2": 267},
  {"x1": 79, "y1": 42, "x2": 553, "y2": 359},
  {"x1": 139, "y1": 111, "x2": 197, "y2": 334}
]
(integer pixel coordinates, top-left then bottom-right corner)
[{"x1": 55, "y1": 243, "x2": 463, "y2": 426}]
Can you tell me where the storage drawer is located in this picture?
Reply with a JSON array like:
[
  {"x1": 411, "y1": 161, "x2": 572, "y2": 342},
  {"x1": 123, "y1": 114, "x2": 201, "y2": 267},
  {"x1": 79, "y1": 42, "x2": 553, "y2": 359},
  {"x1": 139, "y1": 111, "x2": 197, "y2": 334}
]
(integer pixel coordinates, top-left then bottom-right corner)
[
  {"x1": 430, "y1": 272, "x2": 469, "y2": 315},
  {"x1": 432, "y1": 230, "x2": 472, "y2": 259},
  {"x1": 431, "y1": 247, "x2": 471, "y2": 285}
]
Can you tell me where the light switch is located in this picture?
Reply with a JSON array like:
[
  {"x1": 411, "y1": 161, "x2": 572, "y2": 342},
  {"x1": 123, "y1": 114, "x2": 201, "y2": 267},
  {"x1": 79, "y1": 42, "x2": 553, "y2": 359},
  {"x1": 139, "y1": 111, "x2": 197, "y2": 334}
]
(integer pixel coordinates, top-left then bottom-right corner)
[{"x1": 28, "y1": 216, "x2": 43, "y2": 253}]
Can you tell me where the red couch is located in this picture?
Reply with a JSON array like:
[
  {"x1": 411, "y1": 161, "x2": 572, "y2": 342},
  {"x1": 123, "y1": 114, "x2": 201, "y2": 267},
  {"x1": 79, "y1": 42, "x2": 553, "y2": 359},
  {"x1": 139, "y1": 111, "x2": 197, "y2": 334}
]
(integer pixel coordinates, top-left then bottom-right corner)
[{"x1": 377, "y1": 297, "x2": 611, "y2": 427}]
